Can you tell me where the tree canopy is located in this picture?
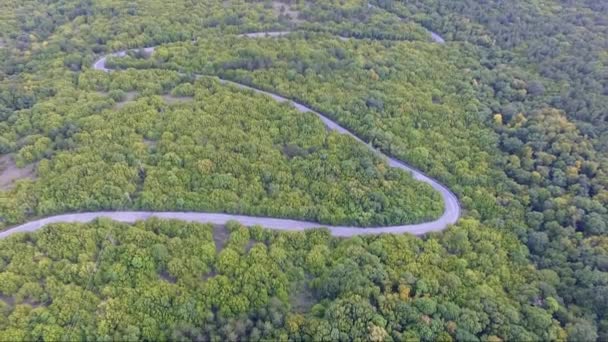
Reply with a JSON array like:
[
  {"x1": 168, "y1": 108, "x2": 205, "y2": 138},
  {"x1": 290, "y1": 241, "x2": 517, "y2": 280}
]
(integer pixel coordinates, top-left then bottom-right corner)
[{"x1": 0, "y1": 0, "x2": 607, "y2": 339}]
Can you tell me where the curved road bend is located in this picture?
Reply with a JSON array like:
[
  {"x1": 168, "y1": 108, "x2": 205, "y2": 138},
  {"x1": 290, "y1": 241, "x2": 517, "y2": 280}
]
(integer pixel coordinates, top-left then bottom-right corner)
[
  {"x1": 0, "y1": 32, "x2": 459, "y2": 239},
  {"x1": 366, "y1": 3, "x2": 445, "y2": 43}
]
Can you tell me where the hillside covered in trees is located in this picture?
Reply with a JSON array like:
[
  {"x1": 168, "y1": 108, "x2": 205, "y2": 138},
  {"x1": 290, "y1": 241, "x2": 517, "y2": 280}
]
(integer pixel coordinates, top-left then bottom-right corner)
[
  {"x1": 0, "y1": 219, "x2": 563, "y2": 341},
  {"x1": 0, "y1": 0, "x2": 607, "y2": 340},
  {"x1": 0, "y1": 71, "x2": 443, "y2": 227}
]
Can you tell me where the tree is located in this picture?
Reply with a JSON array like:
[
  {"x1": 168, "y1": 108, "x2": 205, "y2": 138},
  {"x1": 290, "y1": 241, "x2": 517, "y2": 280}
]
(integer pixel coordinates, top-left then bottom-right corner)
[{"x1": 566, "y1": 321, "x2": 598, "y2": 342}]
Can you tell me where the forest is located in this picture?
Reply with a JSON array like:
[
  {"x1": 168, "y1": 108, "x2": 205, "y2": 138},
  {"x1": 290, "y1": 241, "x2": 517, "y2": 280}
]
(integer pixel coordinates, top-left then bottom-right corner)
[
  {"x1": 0, "y1": 218, "x2": 563, "y2": 341},
  {"x1": 0, "y1": 0, "x2": 607, "y2": 340},
  {"x1": 0, "y1": 71, "x2": 443, "y2": 227}
]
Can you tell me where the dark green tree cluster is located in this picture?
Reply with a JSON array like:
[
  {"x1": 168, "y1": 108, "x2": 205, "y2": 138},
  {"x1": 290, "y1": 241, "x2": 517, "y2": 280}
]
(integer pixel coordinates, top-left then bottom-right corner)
[
  {"x1": 295, "y1": 0, "x2": 430, "y2": 41},
  {"x1": 492, "y1": 109, "x2": 608, "y2": 339},
  {"x1": 410, "y1": 0, "x2": 608, "y2": 336},
  {"x1": 374, "y1": 0, "x2": 608, "y2": 139},
  {"x1": 375, "y1": 1, "x2": 608, "y2": 336}
]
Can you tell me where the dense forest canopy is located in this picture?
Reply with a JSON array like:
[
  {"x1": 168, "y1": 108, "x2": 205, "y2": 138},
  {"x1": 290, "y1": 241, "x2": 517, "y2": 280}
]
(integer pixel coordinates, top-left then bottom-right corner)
[
  {"x1": 0, "y1": 0, "x2": 607, "y2": 340},
  {"x1": 0, "y1": 71, "x2": 443, "y2": 227},
  {"x1": 0, "y1": 219, "x2": 562, "y2": 341}
]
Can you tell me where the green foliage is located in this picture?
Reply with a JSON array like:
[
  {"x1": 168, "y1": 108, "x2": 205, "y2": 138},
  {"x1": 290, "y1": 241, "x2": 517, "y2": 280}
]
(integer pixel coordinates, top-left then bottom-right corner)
[
  {"x1": 0, "y1": 219, "x2": 561, "y2": 340},
  {"x1": 0, "y1": 0, "x2": 607, "y2": 339},
  {"x1": 0, "y1": 75, "x2": 441, "y2": 227}
]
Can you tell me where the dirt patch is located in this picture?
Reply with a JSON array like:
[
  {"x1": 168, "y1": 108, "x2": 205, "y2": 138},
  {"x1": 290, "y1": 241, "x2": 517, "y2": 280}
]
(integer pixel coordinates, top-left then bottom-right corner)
[
  {"x1": 245, "y1": 240, "x2": 257, "y2": 253},
  {"x1": 272, "y1": 1, "x2": 302, "y2": 23},
  {"x1": 115, "y1": 91, "x2": 139, "y2": 109},
  {"x1": 0, "y1": 294, "x2": 15, "y2": 307},
  {"x1": 212, "y1": 224, "x2": 257, "y2": 253},
  {"x1": 21, "y1": 298, "x2": 42, "y2": 308},
  {"x1": 212, "y1": 224, "x2": 230, "y2": 252},
  {"x1": 96, "y1": 91, "x2": 139, "y2": 109},
  {"x1": 289, "y1": 279, "x2": 315, "y2": 313},
  {"x1": 159, "y1": 270, "x2": 177, "y2": 283},
  {"x1": 162, "y1": 95, "x2": 193, "y2": 105},
  {"x1": 204, "y1": 225, "x2": 225, "y2": 280},
  {"x1": 143, "y1": 138, "x2": 157, "y2": 149},
  {"x1": 203, "y1": 269, "x2": 218, "y2": 280},
  {"x1": 0, "y1": 154, "x2": 36, "y2": 190}
]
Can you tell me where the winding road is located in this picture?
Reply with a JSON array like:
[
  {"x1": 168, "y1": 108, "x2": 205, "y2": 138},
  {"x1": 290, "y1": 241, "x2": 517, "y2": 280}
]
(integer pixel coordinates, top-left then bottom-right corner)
[{"x1": 0, "y1": 31, "x2": 458, "y2": 239}]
